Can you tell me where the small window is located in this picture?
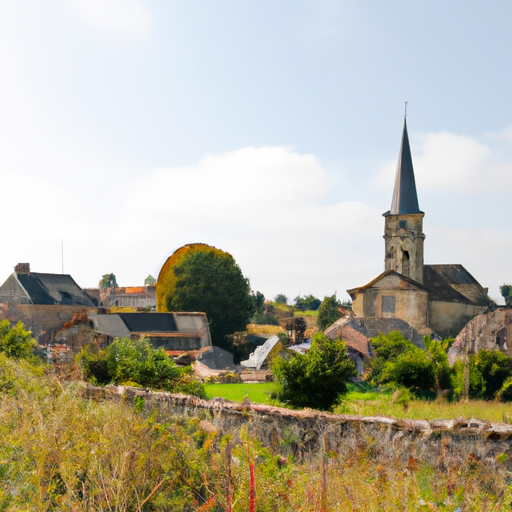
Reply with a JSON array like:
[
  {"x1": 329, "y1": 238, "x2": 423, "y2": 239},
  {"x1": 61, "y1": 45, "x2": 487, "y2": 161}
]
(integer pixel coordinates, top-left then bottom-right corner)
[{"x1": 382, "y1": 295, "x2": 396, "y2": 314}]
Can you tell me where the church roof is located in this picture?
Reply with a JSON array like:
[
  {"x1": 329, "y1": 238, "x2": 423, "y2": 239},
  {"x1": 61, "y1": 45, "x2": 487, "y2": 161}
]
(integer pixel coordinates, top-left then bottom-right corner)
[
  {"x1": 424, "y1": 264, "x2": 494, "y2": 306},
  {"x1": 385, "y1": 117, "x2": 423, "y2": 216}
]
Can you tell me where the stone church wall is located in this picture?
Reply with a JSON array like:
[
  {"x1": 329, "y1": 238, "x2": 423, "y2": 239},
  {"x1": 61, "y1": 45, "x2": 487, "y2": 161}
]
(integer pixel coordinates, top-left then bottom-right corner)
[{"x1": 428, "y1": 301, "x2": 488, "y2": 339}]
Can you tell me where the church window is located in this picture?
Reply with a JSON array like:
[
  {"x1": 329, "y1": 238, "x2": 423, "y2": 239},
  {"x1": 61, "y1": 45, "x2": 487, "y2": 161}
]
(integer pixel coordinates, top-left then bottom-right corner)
[
  {"x1": 402, "y1": 250, "x2": 410, "y2": 277},
  {"x1": 382, "y1": 295, "x2": 396, "y2": 314}
]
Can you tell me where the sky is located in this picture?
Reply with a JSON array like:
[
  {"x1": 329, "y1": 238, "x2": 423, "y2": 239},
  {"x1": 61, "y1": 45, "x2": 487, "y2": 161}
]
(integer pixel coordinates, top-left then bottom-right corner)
[{"x1": 0, "y1": 1, "x2": 511, "y2": 304}]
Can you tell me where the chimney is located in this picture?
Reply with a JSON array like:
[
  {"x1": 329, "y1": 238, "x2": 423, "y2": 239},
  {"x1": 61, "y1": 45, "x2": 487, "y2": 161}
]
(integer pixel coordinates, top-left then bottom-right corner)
[{"x1": 15, "y1": 263, "x2": 30, "y2": 274}]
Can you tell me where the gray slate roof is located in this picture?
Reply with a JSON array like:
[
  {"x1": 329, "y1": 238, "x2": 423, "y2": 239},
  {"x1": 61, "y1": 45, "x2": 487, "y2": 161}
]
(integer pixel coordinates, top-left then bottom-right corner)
[
  {"x1": 385, "y1": 117, "x2": 422, "y2": 216},
  {"x1": 16, "y1": 272, "x2": 95, "y2": 306}
]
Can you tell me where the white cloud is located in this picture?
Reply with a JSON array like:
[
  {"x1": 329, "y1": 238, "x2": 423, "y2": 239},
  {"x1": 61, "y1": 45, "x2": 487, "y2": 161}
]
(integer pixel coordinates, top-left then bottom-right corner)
[
  {"x1": 372, "y1": 128, "x2": 512, "y2": 195},
  {"x1": 70, "y1": 0, "x2": 151, "y2": 39},
  {"x1": 112, "y1": 146, "x2": 382, "y2": 300}
]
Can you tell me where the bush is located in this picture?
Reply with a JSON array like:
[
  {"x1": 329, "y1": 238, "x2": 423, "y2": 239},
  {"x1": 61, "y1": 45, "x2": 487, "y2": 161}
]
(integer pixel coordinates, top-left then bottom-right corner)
[
  {"x1": 0, "y1": 320, "x2": 37, "y2": 361},
  {"x1": 252, "y1": 313, "x2": 280, "y2": 326},
  {"x1": 451, "y1": 357, "x2": 486, "y2": 399},
  {"x1": 382, "y1": 350, "x2": 435, "y2": 392},
  {"x1": 77, "y1": 337, "x2": 205, "y2": 396},
  {"x1": 475, "y1": 349, "x2": 512, "y2": 399},
  {"x1": 271, "y1": 332, "x2": 357, "y2": 410},
  {"x1": 498, "y1": 376, "x2": 512, "y2": 402}
]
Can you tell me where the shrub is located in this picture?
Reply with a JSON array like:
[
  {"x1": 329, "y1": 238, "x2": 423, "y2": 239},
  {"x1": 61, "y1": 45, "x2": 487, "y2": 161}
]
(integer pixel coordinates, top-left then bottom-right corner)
[
  {"x1": 0, "y1": 320, "x2": 37, "y2": 361},
  {"x1": 452, "y1": 356, "x2": 486, "y2": 399},
  {"x1": 498, "y1": 376, "x2": 512, "y2": 402},
  {"x1": 271, "y1": 332, "x2": 357, "y2": 410},
  {"x1": 475, "y1": 349, "x2": 512, "y2": 399},
  {"x1": 77, "y1": 337, "x2": 205, "y2": 396},
  {"x1": 252, "y1": 313, "x2": 280, "y2": 326},
  {"x1": 381, "y1": 350, "x2": 435, "y2": 392}
]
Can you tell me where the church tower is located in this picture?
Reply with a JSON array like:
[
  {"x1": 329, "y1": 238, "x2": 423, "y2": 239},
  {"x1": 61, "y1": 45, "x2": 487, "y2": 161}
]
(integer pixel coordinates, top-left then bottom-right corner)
[{"x1": 383, "y1": 117, "x2": 425, "y2": 284}]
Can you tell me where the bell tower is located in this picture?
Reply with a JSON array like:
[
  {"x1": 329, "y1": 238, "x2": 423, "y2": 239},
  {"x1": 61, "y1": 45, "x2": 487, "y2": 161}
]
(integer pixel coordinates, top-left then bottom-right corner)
[{"x1": 383, "y1": 117, "x2": 425, "y2": 284}]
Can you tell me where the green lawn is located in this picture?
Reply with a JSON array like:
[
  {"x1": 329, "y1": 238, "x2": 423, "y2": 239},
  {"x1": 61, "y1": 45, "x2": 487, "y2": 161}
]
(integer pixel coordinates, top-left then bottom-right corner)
[{"x1": 204, "y1": 382, "x2": 278, "y2": 404}]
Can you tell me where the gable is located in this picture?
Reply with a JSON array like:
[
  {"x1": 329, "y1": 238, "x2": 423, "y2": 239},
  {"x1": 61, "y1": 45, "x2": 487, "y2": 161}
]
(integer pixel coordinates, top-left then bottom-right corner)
[
  {"x1": 0, "y1": 274, "x2": 31, "y2": 304},
  {"x1": 347, "y1": 270, "x2": 427, "y2": 299}
]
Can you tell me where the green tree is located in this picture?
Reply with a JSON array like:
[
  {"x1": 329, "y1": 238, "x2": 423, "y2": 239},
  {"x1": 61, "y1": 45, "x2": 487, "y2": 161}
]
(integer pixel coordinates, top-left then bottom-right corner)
[
  {"x1": 317, "y1": 294, "x2": 341, "y2": 331},
  {"x1": 500, "y1": 284, "x2": 512, "y2": 305},
  {"x1": 165, "y1": 249, "x2": 255, "y2": 353},
  {"x1": 0, "y1": 320, "x2": 37, "y2": 361},
  {"x1": 274, "y1": 294, "x2": 288, "y2": 305},
  {"x1": 294, "y1": 294, "x2": 321, "y2": 311},
  {"x1": 144, "y1": 274, "x2": 156, "y2": 285},
  {"x1": 99, "y1": 273, "x2": 117, "y2": 288},
  {"x1": 251, "y1": 291, "x2": 265, "y2": 316},
  {"x1": 271, "y1": 332, "x2": 357, "y2": 410}
]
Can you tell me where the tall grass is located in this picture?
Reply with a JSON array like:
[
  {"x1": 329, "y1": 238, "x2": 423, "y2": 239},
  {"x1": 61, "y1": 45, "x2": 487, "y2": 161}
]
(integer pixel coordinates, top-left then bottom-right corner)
[
  {"x1": 338, "y1": 385, "x2": 512, "y2": 423},
  {"x1": 0, "y1": 354, "x2": 511, "y2": 510}
]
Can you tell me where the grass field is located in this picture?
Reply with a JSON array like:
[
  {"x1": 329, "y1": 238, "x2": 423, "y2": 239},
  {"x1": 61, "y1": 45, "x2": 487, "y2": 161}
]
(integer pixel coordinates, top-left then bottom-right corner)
[
  {"x1": 204, "y1": 382, "x2": 278, "y2": 404},
  {"x1": 204, "y1": 382, "x2": 512, "y2": 423}
]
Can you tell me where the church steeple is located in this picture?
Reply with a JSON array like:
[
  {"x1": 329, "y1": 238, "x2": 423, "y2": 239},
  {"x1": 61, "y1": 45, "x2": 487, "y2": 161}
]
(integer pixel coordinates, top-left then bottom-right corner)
[
  {"x1": 383, "y1": 116, "x2": 425, "y2": 284},
  {"x1": 389, "y1": 117, "x2": 422, "y2": 215}
]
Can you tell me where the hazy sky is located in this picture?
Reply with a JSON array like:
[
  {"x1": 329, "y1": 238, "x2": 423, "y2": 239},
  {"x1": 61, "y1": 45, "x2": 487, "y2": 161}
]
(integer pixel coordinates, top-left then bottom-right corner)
[{"x1": 1, "y1": 1, "x2": 511, "y2": 303}]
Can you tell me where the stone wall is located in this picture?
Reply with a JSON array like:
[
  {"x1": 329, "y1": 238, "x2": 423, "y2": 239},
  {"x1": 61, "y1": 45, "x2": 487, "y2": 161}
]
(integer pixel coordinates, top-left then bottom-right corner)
[
  {"x1": 428, "y1": 301, "x2": 487, "y2": 339},
  {"x1": 0, "y1": 303, "x2": 97, "y2": 344},
  {"x1": 83, "y1": 384, "x2": 512, "y2": 469}
]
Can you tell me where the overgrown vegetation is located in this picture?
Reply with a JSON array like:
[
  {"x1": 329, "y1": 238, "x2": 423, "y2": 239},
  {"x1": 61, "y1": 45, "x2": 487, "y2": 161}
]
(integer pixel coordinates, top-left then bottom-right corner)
[
  {"x1": 368, "y1": 331, "x2": 512, "y2": 403},
  {"x1": 0, "y1": 319, "x2": 38, "y2": 362},
  {"x1": 77, "y1": 337, "x2": 206, "y2": 398},
  {"x1": 0, "y1": 353, "x2": 511, "y2": 510}
]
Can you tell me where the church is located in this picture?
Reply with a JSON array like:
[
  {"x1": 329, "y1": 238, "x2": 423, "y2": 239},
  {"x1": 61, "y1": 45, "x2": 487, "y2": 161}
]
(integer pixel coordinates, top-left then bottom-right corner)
[{"x1": 347, "y1": 118, "x2": 494, "y2": 340}]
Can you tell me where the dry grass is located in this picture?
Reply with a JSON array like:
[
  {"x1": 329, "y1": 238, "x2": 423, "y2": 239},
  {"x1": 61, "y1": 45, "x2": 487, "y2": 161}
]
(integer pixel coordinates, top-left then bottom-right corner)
[
  {"x1": 246, "y1": 324, "x2": 285, "y2": 335},
  {"x1": 0, "y1": 354, "x2": 511, "y2": 511},
  {"x1": 337, "y1": 390, "x2": 512, "y2": 423}
]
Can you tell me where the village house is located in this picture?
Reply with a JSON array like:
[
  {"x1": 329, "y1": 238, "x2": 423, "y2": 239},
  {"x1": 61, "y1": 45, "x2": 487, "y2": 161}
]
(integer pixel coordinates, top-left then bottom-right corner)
[
  {"x1": 347, "y1": 119, "x2": 494, "y2": 340},
  {"x1": 83, "y1": 285, "x2": 156, "y2": 309}
]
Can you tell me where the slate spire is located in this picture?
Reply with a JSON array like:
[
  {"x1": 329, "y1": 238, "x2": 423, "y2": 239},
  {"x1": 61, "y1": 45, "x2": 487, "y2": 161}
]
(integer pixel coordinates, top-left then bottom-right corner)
[{"x1": 389, "y1": 117, "x2": 422, "y2": 215}]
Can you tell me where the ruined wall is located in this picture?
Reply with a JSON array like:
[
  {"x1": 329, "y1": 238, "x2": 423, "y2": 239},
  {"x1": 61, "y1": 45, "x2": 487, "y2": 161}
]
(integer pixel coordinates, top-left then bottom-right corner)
[
  {"x1": 449, "y1": 307, "x2": 512, "y2": 364},
  {"x1": 428, "y1": 301, "x2": 487, "y2": 339},
  {"x1": 83, "y1": 384, "x2": 512, "y2": 469},
  {"x1": 0, "y1": 304, "x2": 97, "y2": 344}
]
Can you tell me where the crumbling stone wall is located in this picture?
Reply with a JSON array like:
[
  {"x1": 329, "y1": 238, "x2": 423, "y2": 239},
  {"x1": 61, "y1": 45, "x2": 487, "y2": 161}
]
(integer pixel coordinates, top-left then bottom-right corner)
[
  {"x1": 449, "y1": 306, "x2": 512, "y2": 364},
  {"x1": 0, "y1": 303, "x2": 97, "y2": 344},
  {"x1": 83, "y1": 384, "x2": 512, "y2": 469}
]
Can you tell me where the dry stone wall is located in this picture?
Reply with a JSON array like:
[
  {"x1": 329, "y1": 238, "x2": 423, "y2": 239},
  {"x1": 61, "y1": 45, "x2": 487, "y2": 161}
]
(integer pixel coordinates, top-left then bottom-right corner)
[{"x1": 83, "y1": 384, "x2": 512, "y2": 470}]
